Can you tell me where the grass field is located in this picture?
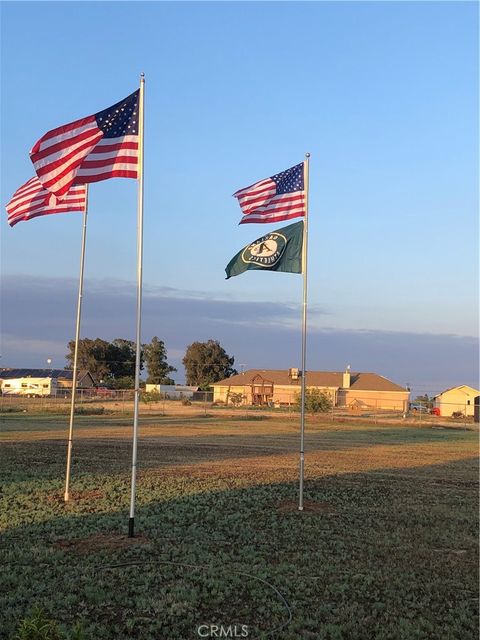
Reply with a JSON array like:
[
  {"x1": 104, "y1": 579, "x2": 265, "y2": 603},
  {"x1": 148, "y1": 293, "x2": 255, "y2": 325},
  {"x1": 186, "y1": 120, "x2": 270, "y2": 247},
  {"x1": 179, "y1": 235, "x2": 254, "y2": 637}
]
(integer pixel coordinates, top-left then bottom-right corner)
[{"x1": 0, "y1": 405, "x2": 478, "y2": 639}]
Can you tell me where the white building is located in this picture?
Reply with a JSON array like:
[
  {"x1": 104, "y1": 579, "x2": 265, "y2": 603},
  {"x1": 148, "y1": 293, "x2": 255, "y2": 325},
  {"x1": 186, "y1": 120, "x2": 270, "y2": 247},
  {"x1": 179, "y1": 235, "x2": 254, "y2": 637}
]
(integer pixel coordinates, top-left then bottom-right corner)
[{"x1": 145, "y1": 384, "x2": 199, "y2": 399}]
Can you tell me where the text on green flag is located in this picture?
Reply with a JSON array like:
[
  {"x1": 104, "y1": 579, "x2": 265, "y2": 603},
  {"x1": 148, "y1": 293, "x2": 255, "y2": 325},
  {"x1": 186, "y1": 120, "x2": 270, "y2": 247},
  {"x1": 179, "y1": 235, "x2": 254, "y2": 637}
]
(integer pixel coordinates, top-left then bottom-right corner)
[{"x1": 225, "y1": 220, "x2": 304, "y2": 279}]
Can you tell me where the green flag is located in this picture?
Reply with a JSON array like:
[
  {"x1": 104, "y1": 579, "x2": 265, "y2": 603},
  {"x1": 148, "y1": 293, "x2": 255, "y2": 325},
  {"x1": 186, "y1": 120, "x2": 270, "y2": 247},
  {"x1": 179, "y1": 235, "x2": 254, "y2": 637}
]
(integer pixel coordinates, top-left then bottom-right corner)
[{"x1": 225, "y1": 221, "x2": 304, "y2": 279}]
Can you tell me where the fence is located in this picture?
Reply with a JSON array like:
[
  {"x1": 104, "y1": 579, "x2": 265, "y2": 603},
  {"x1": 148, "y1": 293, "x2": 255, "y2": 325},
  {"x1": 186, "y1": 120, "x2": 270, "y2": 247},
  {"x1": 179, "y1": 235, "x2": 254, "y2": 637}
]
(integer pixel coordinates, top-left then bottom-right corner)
[
  {"x1": 0, "y1": 389, "x2": 132, "y2": 415},
  {"x1": 0, "y1": 392, "x2": 476, "y2": 428},
  {"x1": 0, "y1": 389, "x2": 215, "y2": 414}
]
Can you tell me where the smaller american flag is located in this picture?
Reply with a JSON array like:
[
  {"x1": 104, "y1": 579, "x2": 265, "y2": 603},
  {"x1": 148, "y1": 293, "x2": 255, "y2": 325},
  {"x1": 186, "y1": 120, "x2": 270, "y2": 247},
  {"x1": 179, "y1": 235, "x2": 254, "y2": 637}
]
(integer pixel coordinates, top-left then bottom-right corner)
[
  {"x1": 30, "y1": 90, "x2": 139, "y2": 198},
  {"x1": 234, "y1": 163, "x2": 305, "y2": 224},
  {"x1": 6, "y1": 176, "x2": 86, "y2": 227}
]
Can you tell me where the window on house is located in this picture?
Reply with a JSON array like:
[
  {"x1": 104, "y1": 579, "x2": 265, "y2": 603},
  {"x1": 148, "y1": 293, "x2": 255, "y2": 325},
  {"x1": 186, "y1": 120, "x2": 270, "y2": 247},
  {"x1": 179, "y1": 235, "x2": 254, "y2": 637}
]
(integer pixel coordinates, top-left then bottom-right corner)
[
  {"x1": 4, "y1": 384, "x2": 10, "y2": 388},
  {"x1": 21, "y1": 383, "x2": 27, "y2": 388},
  {"x1": 467, "y1": 400, "x2": 471, "y2": 405},
  {"x1": 43, "y1": 384, "x2": 49, "y2": 388}
]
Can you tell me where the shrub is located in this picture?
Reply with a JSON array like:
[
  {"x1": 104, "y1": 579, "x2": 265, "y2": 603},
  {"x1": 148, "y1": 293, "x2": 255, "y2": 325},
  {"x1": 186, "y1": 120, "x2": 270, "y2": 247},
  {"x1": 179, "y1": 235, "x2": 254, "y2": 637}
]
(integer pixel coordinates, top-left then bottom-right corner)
[
  {"x1": 295, "y1": 388, "x2": 333, "y2": 414},
  {"x1": 141, "y1": 391, "x2": 162, "y2": 404},
  {"x1": 229, "y1": 392, "x2": 245, "y2": 408}
]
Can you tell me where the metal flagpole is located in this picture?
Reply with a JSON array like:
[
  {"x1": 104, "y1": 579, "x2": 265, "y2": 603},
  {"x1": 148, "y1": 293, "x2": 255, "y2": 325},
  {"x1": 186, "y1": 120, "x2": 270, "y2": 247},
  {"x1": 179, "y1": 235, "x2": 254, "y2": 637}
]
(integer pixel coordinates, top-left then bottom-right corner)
[
  {"x1": 299, "y1": 153, "x2": 310, "y2": 511},
  {"x1": 128, "y1": 72, "x2": 145, "y2": 538},
  {"x1": 64, "y1": 184, "x2": 89, "y2": 502}
]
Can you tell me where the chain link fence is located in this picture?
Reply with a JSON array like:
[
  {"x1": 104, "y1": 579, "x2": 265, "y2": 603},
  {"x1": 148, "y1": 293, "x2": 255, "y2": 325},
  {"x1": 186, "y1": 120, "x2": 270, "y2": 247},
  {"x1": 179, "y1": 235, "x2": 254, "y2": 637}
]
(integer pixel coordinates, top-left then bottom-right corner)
[
  {"x1": 0, "y1": 391, "x2": 477, "y2": 427},
  {"x1": 0, "y1": 389, "x2": 215, "y2": 415}
]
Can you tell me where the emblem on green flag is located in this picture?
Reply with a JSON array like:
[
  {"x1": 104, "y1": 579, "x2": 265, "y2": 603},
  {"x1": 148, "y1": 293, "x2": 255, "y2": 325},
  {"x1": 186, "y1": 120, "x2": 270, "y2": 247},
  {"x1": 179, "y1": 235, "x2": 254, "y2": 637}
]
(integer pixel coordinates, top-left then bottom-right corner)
[{"x1": 225, "y1": 221, "x2": 304, "y2": 279}]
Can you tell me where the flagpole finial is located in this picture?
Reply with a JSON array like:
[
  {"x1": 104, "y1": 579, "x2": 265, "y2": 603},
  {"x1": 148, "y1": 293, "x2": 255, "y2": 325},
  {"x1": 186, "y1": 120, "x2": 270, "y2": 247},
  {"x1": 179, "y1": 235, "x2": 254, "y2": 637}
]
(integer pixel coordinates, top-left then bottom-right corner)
[
  {"x1": 140, "y1": 72, "x2": 145, "y2": 81},
  {"x1": 305, "y1": 152, "x2": 311, "y2": 159}
]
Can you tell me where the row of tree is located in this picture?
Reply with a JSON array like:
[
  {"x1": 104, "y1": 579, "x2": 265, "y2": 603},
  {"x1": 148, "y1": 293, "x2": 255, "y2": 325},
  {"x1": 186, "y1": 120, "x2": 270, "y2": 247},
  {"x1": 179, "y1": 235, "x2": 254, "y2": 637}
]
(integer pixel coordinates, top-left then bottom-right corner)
[{"x1": 65, "y1": 337, "x2": 236, "y2": 390}]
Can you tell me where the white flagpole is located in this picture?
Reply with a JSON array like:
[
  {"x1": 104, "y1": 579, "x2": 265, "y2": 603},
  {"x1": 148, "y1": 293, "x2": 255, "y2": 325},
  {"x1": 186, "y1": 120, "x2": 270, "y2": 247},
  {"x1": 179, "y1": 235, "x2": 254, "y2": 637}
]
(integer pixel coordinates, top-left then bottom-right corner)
[
  {"x1": 299, "y1": 153, "x2": 310, "y2": 511},
  {"x1": 64, "y1": 184, "x2": 89, "y2": 502},
  {"x1": 128, "y1": 72, "x2": 145, "y2": 538}
]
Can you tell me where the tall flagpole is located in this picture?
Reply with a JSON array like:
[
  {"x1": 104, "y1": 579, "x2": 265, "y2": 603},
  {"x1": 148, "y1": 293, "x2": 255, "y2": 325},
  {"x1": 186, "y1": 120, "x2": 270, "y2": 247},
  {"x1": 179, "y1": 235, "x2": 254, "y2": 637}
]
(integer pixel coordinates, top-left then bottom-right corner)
[
  {"x1": 128, "y1": 72, "x2": 145, "y2": 538},
  {"x1": 299, "y1": 153, "x2": 310, "y2": 511},
  {"x1": 64, "y1": 185, "x2": 89, "y2": 502}
]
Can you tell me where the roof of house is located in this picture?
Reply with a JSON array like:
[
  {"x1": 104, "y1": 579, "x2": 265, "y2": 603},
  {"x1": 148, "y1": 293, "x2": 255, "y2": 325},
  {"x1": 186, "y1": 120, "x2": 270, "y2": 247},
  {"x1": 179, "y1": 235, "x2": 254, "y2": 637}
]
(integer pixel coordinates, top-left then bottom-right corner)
[
  {"x1": 212, "y1": 369, "x2": 407, "y2": 392},
  {"x1": 433, "y1": 384, "x2": 480, "y2": 399},
  {"x1": 0, "y1": 368, "x2": 94, "y2": 381}
]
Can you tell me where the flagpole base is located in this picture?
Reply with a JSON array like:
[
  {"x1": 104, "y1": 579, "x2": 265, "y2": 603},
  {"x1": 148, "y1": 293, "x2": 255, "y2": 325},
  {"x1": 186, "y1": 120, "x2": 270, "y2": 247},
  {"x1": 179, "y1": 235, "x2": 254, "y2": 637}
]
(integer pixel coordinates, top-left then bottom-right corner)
[{"x1": 128, "y1": 517, "x2": 135, "y2": 538}]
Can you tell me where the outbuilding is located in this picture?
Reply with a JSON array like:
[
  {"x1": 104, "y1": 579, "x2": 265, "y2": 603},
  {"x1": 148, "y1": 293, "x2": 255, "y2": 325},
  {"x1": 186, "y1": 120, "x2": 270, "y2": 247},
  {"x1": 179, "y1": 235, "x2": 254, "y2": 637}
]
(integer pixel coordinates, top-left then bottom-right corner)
[
  {"x1": 145, "y1": 384, "x2": 199, "y2": 399},
  {"x1": 433, "y1": 385, "x2": 480, "y2": 417}
]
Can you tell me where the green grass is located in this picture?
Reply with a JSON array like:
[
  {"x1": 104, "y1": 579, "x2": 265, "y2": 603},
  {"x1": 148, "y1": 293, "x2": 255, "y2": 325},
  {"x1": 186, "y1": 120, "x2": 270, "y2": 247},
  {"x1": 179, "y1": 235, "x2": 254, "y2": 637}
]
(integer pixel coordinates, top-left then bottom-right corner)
[{"x1": 0, "y1": 413, "x2": 478, "y2": 639}]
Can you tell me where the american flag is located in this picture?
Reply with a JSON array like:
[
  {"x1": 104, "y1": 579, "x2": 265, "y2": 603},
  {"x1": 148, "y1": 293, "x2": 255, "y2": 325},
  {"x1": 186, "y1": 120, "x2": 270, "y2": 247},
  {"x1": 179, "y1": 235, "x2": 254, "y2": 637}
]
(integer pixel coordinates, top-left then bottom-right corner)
[
  {"x1": 30, "y1": 90, "x2": 139, "y2": 198},
  {"x1": 234, "y1": 162, "x2": 305, "y2": 224},
  {"x1": 6, "y1": 176, "x2": 86, "y2": 227}
]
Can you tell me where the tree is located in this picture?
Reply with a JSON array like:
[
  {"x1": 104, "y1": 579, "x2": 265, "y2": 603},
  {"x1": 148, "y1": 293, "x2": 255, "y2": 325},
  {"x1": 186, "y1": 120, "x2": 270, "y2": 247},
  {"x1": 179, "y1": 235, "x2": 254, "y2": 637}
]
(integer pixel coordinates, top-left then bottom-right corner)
[
  {"x1": 65, "y1": 338, "x2": 111, "y2": 382},
  {"x1": 108, "y1": 339, "x2": 139, "y2": 379},
  {"x1": 413, "y1": 394, "x2": 433, "y2": 409},
  {"x1": 296, "y1": 388, "x2": 333, "y2": 414},
  {"x1": 109, "y1": 376, "x2": 136, "y2": 390},
  {"x1": 143, "y1": 336, "x2": 176, "y2": 385},
  {"x1": 182, "y1": 339, "x2": 237, "y2": 389},
  {"x1": 65, "y1": 337, "x2": 144, "y2": 387}
]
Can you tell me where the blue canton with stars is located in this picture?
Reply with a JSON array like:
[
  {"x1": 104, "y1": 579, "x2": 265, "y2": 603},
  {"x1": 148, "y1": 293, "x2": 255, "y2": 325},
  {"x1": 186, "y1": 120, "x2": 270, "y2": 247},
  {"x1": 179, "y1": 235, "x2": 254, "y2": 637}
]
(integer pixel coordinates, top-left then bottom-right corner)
[
  {"x1": 271, "y1": 163, "x2": 304, "y2": 194},
  {"x1": 94, "y1": 90, "x2": 139, "y2": 138}
]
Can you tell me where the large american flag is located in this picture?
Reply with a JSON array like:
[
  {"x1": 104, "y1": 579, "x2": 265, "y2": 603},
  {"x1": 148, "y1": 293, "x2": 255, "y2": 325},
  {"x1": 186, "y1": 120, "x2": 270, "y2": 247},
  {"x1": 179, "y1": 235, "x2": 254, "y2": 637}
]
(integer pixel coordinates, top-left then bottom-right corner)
[
  {"x1": 6, "y1": 176, "x2": 86, "y2": 227},
  {"x1": 30, "y1": 90, "x2": 139, "y2": 198},
  {"x1": 234, "y1": 162, "x2": 305, "y2": 224}
]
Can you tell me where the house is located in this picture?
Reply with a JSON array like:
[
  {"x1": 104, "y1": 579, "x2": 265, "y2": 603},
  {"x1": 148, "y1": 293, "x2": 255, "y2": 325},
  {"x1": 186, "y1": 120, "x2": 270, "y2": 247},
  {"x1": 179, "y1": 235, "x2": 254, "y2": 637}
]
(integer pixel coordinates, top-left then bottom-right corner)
[
  {"x1": 0, "y1": 368, "x2": 96, "y2": 396},
  {"x1": 433, "y1": 385, "x2": 480, "y2": 417},
  {"x1": 54, "y1": 369, "x2": 96, "y2": 389},
  {"x1": 212, "y1": 367, "x2": 409, "y2": 411}
]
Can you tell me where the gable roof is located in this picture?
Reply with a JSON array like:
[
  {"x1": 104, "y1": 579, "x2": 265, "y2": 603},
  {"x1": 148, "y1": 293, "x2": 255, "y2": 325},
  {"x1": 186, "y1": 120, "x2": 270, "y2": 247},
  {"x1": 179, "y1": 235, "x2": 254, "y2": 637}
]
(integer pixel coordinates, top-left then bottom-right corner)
[
  {"x1": 433, "y1": 384, "x2": 480, "y2": 399},
  {"x1": 349, "y1": 372, "x2": 406, "y2": 392},
  {"x1": 212, "y1": 369, "x2": 407, "y2": 392}
]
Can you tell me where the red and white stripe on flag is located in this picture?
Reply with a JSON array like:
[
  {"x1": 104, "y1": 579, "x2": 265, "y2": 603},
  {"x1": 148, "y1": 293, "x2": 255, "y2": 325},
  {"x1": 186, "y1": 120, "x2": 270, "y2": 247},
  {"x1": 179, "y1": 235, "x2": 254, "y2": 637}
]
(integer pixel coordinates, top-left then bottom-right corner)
[
  {"x1": 73, "y1": 136, "x2": 138, "y2": 185},
  {"x1": 30, "y1": 116, "x2": 103, "y2": 197},
  {"x1": 6, "y1": 176, "x2": 86, "y2": 227},
  {"x1": 233, "y1": 164, "x2": 305, "y2": 224},
  {"x1": 29, "y1": 90, "x2": 139, "y2": 197}
]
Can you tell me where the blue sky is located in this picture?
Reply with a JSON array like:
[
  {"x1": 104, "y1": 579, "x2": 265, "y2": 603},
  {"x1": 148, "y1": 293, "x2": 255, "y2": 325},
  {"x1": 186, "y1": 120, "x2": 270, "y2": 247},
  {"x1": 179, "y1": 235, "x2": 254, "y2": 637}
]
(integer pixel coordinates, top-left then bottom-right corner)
[{"x1": 1, "y1": 1, "x2": 478, "y2": 396}]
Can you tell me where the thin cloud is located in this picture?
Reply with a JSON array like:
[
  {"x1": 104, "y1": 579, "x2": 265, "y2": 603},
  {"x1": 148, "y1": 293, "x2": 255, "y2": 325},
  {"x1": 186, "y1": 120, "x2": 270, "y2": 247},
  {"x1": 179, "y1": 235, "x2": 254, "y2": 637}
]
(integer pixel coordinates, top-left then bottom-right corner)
[{"x1": 1, "y1": 274, "x2": 478, "y2": 396}]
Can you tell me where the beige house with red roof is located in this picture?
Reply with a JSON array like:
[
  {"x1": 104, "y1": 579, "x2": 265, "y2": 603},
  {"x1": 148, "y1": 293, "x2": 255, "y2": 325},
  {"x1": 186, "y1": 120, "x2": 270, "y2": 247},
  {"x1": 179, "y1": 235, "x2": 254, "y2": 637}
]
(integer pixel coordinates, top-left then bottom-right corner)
[{"x1": 212, "y1": 368, "x2": 409, "y2": 411}]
